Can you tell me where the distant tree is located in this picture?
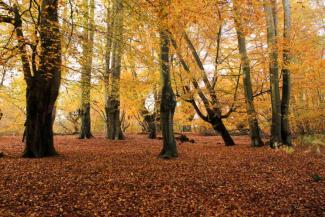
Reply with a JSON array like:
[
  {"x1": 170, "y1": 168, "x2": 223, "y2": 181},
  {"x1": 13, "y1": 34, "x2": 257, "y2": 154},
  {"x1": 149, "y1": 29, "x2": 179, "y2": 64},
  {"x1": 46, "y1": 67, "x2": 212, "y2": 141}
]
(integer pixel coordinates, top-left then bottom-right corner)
[{"x1": 141, "y1": 107, "x2": 157, "y2": 139}]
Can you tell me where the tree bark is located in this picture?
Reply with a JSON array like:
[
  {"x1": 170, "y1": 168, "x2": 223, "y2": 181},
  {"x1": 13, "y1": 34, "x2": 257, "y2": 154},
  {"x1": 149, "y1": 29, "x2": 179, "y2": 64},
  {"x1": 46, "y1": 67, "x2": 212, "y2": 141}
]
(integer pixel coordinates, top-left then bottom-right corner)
[
  {"x1": 159, "y1": 30, "x2": 178, "y2": 159},
  {"x1": 23, "y1": 0, "x2": 61, "y2": 157},
  {"x1": 233, "y1": 0, "x2": 264, "y2": 147},
  {"x1": 211, "y1": 116, "x2": 235, "y2": 146},
  {"x1": 264, "y1": 0, "x2": 282, "y2": 148},
  {"x1": 106, "y1": 0, "x2": 124, "y2": 140},
  {"x1": 281, "y1": 0, "x2": 292, "y2": 146},
  {"x1": 79, "y1": 0, "x2": 95, "y2": 139},
  {"x1": 105, "y1": 2, "x2": 113, "y2": 138}
]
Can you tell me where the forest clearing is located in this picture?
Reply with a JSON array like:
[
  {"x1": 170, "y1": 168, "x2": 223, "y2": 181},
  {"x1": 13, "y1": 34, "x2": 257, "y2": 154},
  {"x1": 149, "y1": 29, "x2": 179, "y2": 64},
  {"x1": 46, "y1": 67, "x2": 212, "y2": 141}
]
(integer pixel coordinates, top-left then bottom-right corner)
[{"x1": 0, "y1": 134, "x2": 324, "y2": 216}]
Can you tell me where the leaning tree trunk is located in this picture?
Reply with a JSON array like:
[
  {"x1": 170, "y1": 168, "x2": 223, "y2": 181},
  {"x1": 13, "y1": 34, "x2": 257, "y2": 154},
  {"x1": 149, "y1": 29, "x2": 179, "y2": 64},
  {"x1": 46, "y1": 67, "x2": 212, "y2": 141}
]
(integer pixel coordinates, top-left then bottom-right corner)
[
  {"x1": 209, "y1": 112, "x2": 235, "y2": 146},
  {"x1": 233, "y1": 0, "x2": 263, "y2": 147},
  {"x1": 264, "y1": 0, "x2": 282, "y2": 148},
  {"x1": 281, "y1": 0, "x2": 292, "y2": 146},
  {"x1": 79, "y1": 0, "x2": 95, "y2": 139},
  {"x1": 159, "y1": 30, "x2": 178, "y2": 159},
  {"x1": 23, "y1": 0, "x2": 61, "y2": 157}
]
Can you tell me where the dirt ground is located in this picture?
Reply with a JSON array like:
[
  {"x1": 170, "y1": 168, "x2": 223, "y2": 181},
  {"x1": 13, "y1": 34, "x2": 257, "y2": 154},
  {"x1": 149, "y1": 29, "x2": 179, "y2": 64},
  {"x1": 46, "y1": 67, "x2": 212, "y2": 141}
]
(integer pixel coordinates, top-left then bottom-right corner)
[{"x1": 0, "y1": 134, "x2": 324, "y2": 216}]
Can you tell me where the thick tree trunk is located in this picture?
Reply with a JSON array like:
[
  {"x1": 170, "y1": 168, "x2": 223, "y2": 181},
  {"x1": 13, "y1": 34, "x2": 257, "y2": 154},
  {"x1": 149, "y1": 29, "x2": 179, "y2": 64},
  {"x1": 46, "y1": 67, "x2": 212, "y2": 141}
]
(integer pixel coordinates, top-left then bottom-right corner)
[
  {"x1": 281, "y1": 0, "x2": 292, "y2": 146},
  {"x1": 23, "y1": 79, "x2": 57, "y2": 157},
  {"x1": 264, "y1": 0, "x2": 282, "y2": 148},
  {"x1": 79, "y1": 0, "x2": 95, "y2": 139},
  {"x1": 23, "y1": 0, "x2": 61, "y2": 157},
  {"x1": 159, "y1": 30, "x2": 178, "y2": 159},
  {"x1": 233, "y1": 1, "x2": 263, "y2": 147}
]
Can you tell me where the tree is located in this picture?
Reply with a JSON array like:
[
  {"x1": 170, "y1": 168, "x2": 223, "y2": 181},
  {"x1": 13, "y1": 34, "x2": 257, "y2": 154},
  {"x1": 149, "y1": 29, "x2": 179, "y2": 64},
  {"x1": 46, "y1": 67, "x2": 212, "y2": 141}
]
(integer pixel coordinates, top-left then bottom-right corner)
[
  {"x1": 0, "y1": 0, "x2": 61, "y2": 157},
  {"x1": 159, "y1": 30, "x2": 178, "y2": 158},
  {"x1": 170, "y1": 32, "x2": 236, "y2": 146},
  {"x1": 158, "y1": 1, "x2": 178, "y2": 159},
  {"x1": 264, "y1": 0, "x2": 282, "y2": 148},
  {"x1": 105, "y1": 0, "x2": 124, "y2": 140},
  {"x1": 281, "y1": 0, "x2": 292, "y2": 146},
  {"x1": 233, "y1": 0, "x2": 264, "y2": 147},
  {"x1": 79, "y1": 0, "x2": 95, "y2": 139}
]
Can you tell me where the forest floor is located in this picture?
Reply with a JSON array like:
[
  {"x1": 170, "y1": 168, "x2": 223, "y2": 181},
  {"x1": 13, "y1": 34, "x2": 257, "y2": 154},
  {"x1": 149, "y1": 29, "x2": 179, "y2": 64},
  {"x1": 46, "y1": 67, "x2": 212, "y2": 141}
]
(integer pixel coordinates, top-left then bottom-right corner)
[{"x1": 0, "y1": 134, "x2": 324, "y2": 216}]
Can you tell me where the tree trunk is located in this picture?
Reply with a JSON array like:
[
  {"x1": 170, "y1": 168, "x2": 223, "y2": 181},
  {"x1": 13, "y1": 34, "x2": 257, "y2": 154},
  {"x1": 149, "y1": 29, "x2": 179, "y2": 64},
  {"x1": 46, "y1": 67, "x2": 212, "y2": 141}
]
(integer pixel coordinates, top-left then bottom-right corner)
[
  {"x1": 233, "y1": 1, "x2": 264, "y2": 147},
  {"x1": 154, "y1": 86, "x2": 161, "y2": 133},
  {"x1": 23, "y1": 0, "x2": 61, "y2": 157},
  {"x1": 142, "y1": 108, "x2": 157, "y2": 139},
  {"x1": 211, "y1": 116, "x2": 235, "y2": 146},
  {"x1": 79, "y1": 0, "x2": 95, "y2": 139},
  {"x1": 105, "y1": 2, "x2": 113, "y2": 138},
  {"x1": 281, "y1": 0, "x2": 292, "y2": 146},
  {"x1": 159, "y1": 30, "x2": 178, "y2": 159},
  {"x1": 106, "y1": 0, "x2": 124, "y2": 140},
  {"x1": 264, "y1": 0, "x2": 282, "y2": 148}
]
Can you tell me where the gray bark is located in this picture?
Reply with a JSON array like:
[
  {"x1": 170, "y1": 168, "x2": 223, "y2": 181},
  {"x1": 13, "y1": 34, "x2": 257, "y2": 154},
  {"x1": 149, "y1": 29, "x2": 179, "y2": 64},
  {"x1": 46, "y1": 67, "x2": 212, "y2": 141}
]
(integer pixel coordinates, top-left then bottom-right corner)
[
  {"x1": 264, "y1": 0, "x2": 282, "y2": 147},
  {"x1": 106, "y1": 0, "x2": 124, "y2": 140},
  {"x1": 281, "y1": 0, "x2": 292, "y2": 145},
  {"x1": 234, "y1": 0, "x2": 263, "y2": 147}
]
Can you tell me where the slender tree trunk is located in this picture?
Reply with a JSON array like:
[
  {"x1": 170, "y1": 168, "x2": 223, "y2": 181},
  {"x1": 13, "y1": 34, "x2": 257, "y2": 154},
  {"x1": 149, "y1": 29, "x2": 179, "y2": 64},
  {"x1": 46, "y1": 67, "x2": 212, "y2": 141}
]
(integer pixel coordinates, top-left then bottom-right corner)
[
  {"x1": 154, "y1": 86, "x2": 161, "y2": 133},
  {"x1": 264, "y1": 0, "x2": 282, "y2": 147},
  {"x1": 159, "y1": 30, "x2": 178, "y2": 158},
  {"x1": 23, "y1": 0, "x2": 61, "y2": 157},
  {"x1": 233, "y1": 1, "x2": 263, "y2": 147},
  {"x1": 79, "y1": 0, "x2": 95, "y2": 139},
  {"x1": 106, "y1": 0, "x2": 124, "y2": 140},
  {"x1": 281, "y1": 0, "x2": 292, "y2": 146},
  {"x1": 105, "y1": 2, "x2": 113, "y2": 138}
]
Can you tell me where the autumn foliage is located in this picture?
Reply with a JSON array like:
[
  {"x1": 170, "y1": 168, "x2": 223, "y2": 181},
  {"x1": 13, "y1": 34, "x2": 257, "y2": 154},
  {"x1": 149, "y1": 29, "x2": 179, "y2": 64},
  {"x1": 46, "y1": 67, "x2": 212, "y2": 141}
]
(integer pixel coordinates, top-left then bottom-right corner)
[{"x1": 0, "y1": 0, "x2": 324, "y2": 215}]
